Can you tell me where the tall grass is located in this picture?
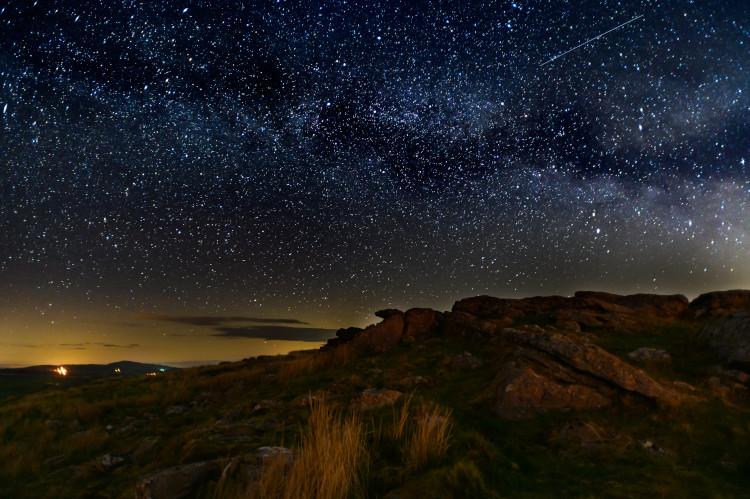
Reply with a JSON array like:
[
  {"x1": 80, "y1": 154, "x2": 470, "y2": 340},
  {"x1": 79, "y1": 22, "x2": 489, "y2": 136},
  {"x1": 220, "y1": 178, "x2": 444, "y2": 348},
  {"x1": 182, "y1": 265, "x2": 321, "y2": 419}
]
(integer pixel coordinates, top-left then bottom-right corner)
[
  {"x1": 246, "y1": 399, "x2": 367, "y2": 499},
  {"x1": 403, "y1": 402, "x2": 453, "y2": 471}
]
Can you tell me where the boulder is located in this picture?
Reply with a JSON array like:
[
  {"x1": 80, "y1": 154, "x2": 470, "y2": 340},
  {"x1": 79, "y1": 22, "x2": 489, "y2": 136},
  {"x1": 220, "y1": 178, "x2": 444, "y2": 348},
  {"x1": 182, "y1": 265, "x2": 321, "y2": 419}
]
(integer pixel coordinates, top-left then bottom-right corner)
[
  {"x1": 688, "y1": 290, "x2": 750, "y2": 319},
  {"x1": 699, "y1": 313, "x2": 750, "y2": 363},
  {"x1": 491, "y1": 326, "x2": 688, "y2": 419},
  {"x1": 403, "y1": 308, "x2": 442, "y2": 340},
  {"x1": 135, "y1": 460, "x2": 224, "y2": 499},
  {"x1": 495, "y1": 363, "x2": 612, "y2": 419},
  {"x1": 441, "y1": 311, "x2": 503, "y2": 339},
  {"x1": 350, "y1": 311, "x2": 405, "y2": 353},
  {"x1": 453, "y1": 292, "x2": 689, "y2": 333}
]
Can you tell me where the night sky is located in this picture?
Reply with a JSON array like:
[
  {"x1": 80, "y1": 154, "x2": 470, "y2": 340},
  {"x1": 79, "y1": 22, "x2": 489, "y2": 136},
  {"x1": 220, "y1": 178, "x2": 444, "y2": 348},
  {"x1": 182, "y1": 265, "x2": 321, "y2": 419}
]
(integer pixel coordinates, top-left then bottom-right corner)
[{"x1": 1, "y1": 0, "x2": 749, "y2": 366}]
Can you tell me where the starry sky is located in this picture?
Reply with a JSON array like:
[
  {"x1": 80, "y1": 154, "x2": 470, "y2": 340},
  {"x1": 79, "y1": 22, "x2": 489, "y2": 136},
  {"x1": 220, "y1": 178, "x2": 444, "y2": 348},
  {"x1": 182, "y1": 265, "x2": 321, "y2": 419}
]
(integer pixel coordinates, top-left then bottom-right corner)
[{"x1": 1, "y1": 0, "x2": 749, "y2": 366}]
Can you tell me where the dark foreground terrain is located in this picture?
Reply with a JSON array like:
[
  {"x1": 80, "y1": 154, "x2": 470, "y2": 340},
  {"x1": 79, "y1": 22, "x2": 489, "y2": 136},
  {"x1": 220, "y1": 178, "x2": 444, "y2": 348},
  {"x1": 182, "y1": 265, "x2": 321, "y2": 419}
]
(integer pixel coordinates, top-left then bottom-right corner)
[{"x1": 2, "y1": 290, "x2": 750, "y2": 498}]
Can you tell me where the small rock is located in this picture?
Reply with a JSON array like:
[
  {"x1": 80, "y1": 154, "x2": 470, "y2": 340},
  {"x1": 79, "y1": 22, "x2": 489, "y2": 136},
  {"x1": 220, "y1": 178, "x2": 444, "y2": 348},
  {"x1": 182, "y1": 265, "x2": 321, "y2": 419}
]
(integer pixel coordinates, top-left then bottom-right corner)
[
  {"x1": 99, "y1": 453, "x2": 125, "y2": 470},
  {"x1": 252, "y1": 399, "x2": 278, "y2": 413},
  {"x1": 452, "y1": 351, "x2": 483, "y2": 370},
  {"x1": 354, "y1": 388, "x2": 402, "y2": 410},
  {"x1": 628, "y1": 348, "x2": 672, "y2": 363},
  {"x1": 166, "y1": 405, "x2": 187, "y2": 415},
  {"x1": 257, "y1": 446, "x2": 293, "y2": 464},
  {"x1": 639, "y1": 439, "x2": 664, "y2": 453}
]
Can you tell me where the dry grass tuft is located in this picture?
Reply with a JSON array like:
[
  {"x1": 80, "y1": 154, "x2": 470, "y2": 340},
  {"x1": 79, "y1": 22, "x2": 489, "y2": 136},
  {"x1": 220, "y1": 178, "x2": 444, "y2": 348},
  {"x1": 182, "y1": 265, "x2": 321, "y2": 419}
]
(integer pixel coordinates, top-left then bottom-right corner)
[
  {"x1": 403, "y1": 402, "x2": 453, "y2": 471},
  {"x1": 246, "y1": 399, "x2": 367, "y2": 499},
  {"x1": 391, "y1": 392, "x2": 414, "y2": 440}
]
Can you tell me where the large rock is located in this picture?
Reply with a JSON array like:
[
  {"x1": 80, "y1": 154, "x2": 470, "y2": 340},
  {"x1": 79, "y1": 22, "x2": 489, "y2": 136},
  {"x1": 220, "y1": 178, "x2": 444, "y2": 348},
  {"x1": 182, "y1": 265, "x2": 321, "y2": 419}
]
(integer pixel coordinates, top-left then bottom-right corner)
[
  {"x1": 350, "y1": 310, "x2": 405, "y2": 353},
  {"x1": 700, "y1": 313, "x2": 750, "y2": 364},
  {"x1": 688, "y1": 291, "x2": 750, "y2": 319},
  {"x1": 136, "y1": 460, "x2": 225, "y2": 499},
  {"x1": 452, "y1": 292, "x2": 688, "y2": 333},
  {"x1": 403, "y1": 308, "x2": 443, "y2": 340},
  {"x1": 492, "y1": 326, "x2": 687, "y2": 419}
]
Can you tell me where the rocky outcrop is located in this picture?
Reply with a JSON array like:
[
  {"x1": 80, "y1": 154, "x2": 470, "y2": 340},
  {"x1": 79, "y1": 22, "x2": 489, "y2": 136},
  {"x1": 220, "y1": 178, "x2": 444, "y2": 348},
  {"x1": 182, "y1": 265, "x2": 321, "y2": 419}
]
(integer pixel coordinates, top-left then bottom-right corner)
[
  {"x1": 349, "y1": 310, "x2": 405, "y2": 353},
  {"x1": 492, "y1": 326, "x2": 687, "y2": 419},
  {"x1": 328, "y1": 308, "x2": 444, "y2": 353},
  {"x1": 699, "y1": 313, "x2": 750, "y2": 364},
  {"x1": 453, "y1": 291, "x2": 689, "y2": 333},
  {"x1": 687, "y1": 290, "x2": 750, "y2": 319},
  {"x1": 403, "y1": 308, "x2": 443, "y2": 341}
]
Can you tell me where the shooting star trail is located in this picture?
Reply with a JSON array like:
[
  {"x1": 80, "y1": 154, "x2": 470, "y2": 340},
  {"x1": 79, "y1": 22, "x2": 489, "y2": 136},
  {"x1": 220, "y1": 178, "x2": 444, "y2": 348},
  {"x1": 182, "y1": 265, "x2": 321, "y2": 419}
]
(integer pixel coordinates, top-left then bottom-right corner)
[{"x1": 541, "y1": 15, "x2": 644, "y2": 66}]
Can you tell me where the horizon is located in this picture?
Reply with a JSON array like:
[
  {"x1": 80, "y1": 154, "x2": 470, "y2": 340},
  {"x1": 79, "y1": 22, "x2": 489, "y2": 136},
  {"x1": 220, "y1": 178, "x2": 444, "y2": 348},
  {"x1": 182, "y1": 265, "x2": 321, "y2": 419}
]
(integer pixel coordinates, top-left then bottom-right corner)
[{"x1": 3, "y1": 285, "x2": 748, "y2": 367}]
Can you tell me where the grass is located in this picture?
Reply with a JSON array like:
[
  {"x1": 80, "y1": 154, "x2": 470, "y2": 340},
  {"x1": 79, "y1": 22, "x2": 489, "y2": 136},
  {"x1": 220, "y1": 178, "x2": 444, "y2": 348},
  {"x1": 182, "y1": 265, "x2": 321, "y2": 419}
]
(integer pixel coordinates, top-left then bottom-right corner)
[
  {"x1": 244, "y1": 398, "x2": 367, "y2": 499},
  {"x1": 403, "y1": 402, "x2": 453, "y2": 471}
]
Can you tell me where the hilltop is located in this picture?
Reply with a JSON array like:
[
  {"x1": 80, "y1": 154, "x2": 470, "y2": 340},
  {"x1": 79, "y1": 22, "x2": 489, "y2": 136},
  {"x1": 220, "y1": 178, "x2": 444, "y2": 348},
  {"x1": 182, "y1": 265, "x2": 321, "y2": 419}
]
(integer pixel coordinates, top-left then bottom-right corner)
[{"x1": 1, "y1": 290, "x2": 750, "y2": 498}]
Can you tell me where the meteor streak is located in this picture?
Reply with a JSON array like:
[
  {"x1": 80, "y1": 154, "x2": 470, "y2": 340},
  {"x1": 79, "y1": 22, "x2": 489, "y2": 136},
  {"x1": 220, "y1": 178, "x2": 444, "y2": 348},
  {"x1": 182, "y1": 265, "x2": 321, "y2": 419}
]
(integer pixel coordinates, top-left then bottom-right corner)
[{"x1": 541, "y1": 15, "x2": 644, "y2": 66}]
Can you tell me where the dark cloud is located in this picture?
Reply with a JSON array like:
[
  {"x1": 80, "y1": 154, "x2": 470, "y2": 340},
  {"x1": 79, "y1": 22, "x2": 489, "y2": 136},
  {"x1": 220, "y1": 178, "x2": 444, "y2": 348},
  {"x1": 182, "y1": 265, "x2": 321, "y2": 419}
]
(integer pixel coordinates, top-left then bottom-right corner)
[
  {"x1": 58, "y1": 342, "x2": 139, "y2": 349},
  {"x1": 213, "y1": 326, "x2": 335, "y2": 342},
  {"x1": 143, "y1": 314, "x2": 309, "y2": 327}
]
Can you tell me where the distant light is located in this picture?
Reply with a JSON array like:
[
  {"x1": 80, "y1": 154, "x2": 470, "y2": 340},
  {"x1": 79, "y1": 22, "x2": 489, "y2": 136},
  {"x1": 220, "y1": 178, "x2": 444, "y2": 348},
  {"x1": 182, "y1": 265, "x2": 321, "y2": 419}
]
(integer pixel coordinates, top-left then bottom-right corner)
[
  {"x1": 54, "y1": 366, "x2": 68, "y2": 376},
  {"x1": 159, "y1": 368, "x2": 166, "y2": 372},
  {"x1": 145, "y1": 372, "x2": 157, "y2": 376},
  {"x1": 114, "y1": 367, "x2": 121, "y2": 374}
]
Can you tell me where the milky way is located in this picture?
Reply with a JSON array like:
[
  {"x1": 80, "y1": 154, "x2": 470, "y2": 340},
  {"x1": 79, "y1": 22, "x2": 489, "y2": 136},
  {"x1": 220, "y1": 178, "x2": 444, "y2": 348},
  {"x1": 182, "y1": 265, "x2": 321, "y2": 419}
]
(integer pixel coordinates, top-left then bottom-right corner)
[{"x1": 1, "y1": 0, "x2": 749, "y2": 362}]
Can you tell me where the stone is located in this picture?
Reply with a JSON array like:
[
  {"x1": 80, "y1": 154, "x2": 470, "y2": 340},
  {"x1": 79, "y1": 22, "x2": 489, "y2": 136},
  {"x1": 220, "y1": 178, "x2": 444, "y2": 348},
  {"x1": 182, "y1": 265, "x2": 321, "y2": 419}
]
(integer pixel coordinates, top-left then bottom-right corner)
[
  {"x1": 350, "y1": 311, "x2": 405, "y2": 353},
  {"x1": 354, "y1": 388, "x2": 402, "y2": 410},
  {"x1": 688, "y1": 290, "x2": 750, "y2": 319},
  {"x1": 135, "y1": 460, "x2": 224, "y2": 499},
  {"x1": 699, "y1": 313, "x2": 750, "y2": 364},
  {"x1": 98, "y1": 453, "x2": 125, "y2": 470},
  {"x1": 403, "y1": 308, "x2": 442, "y2": 340},
  {"x1": 628, "y1": 347, "x2": 672, "y2": 363},
  {"x1": 451, "y1": 351, "x2": 483, "y2": 370},
  {"x1": 491, "y1": 326, "x2": 689, "y2": 419}
]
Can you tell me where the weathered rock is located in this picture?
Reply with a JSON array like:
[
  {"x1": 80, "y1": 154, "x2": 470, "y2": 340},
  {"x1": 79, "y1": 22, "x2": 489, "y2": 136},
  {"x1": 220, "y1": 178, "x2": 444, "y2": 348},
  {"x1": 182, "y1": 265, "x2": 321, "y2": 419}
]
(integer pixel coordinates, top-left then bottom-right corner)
[
  {"x1": 350, "y1": 311, "x2": 405, "y2": 353},
  {"x1": 453, "y1": 292, "x2": 689, "y2": 333},
  {"x1": 403, "y1": 308, "x2": 442, "y2": 340},
  {"x1": 499, "y1": 327, "x2": 686, "y2": 407},
  {"x1": 441, "y1": 311, "x2": 503, "y2": 339},
  {"x1": 135, "y1": 460, "x2": 224, "y2": 499},
  {"x1": 98, "y1": 453, "x2": 125, "y2": 470},
  {"x1": 495, "y1": 363, "x2": 612, "y2": 419},
  {"x1": 451, "y1": 351, "x2": 483, "y2": 370},
  {"x1": 688, "y1": 290, "x2": 750, "y2": 319},
  {"x1": 257, "y1": 446, "x2": 293, "y2": 464},
  {"x1": 491, "y1": 326, "x2": 688, "y2": 419},
  {"x1": 375, "y1": 309, "x2": 403, "y2": 320},
  {"x1": 354, "y1": 388, "x2": 402, "y2": 410},
  {"x1": 628, "y1": 348, "x2": 672, "y2": 363},
  {"x1": 699, "y1": 313, "x2": 750, "y2": 364},
  {"x1": 574, "y1": 291, "x2": 689, "y2": 317}
]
